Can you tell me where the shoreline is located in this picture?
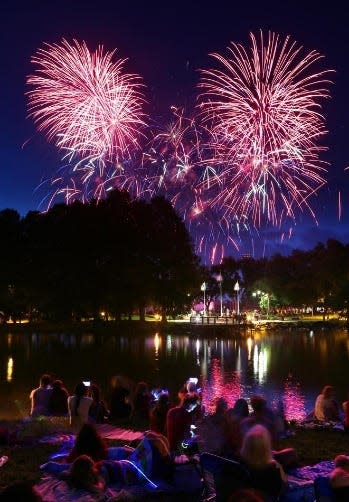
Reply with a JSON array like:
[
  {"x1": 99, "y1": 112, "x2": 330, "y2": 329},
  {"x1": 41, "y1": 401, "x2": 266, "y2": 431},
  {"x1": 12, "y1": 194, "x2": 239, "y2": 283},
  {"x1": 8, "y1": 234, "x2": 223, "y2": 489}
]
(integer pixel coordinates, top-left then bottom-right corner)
[{"x1": 0, "y1": 318, "x2": 347, "y2": 337}]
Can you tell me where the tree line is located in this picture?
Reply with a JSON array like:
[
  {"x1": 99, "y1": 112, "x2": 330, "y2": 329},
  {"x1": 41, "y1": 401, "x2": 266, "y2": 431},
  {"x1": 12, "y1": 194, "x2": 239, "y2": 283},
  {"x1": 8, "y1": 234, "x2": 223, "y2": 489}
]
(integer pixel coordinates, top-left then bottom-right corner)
[
  {"x1": 203, "y1": 241, "x2": 349, "y2": 317},
  {"x1": 0, "y1": 188, "x2": 348, "y2": 323},
  {"x1": 0, "y1": 190, "x2": 200, "y2": 322}
]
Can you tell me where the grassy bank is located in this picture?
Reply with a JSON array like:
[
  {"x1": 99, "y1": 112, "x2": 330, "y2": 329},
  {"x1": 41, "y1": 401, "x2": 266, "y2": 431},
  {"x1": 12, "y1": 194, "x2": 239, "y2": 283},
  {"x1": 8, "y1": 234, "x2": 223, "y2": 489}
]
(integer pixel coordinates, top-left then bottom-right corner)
[{"x1": 0, "y1": 427, "x2": 348, "y2": 491}]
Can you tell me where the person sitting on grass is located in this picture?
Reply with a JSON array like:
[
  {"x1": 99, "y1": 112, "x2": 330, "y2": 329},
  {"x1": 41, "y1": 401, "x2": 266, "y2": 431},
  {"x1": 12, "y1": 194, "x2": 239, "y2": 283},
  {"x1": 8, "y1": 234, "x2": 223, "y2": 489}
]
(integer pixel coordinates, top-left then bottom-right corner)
[
  {"x1": 48, "y1": 379, "x2": 69, "y2": 416},
  {"x1": 109, "y1": 376, "x2": 131, "y2": 421},
  {"x1": 314, "y1": 385, "x2": 341, "y2": 422},
  {"x1": 29, "y1": 374, "x2": 52, "y2": 417},
  {"x1": 131, "y1": 381, "x2": 152, "y2": 427},
  {"x1": 197, "y1": 397, "x2": 238, "y2": 457},
  {"x1": 239, "y1": 424, "x2": 287, "y2": 500},
  {"x1": 240, "y1": 395, "x2": 297, "y2": 469},
  {"x1": 329, "y1": 454, "x2": 349, "y2": 501},
  {"x1": 68, "y1": 381, "x2": 93, "y2": 431},
  {"x1": 88, "y1": 384, "x2": 109, "y2": 424},
  {"x1": 166, "y1": 393, "x2": 200, "y2": 452},
  {"x1": 150, "y1": 392, "x2": 170, "y2": 436}
]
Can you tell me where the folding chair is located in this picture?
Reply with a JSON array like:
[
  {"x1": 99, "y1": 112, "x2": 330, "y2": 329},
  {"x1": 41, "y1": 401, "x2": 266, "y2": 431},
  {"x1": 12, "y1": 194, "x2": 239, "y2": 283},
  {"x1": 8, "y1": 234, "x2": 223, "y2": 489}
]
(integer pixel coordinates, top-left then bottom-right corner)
[{"x1": 200, "y1": 452, "x2": 251, "y2": 502}]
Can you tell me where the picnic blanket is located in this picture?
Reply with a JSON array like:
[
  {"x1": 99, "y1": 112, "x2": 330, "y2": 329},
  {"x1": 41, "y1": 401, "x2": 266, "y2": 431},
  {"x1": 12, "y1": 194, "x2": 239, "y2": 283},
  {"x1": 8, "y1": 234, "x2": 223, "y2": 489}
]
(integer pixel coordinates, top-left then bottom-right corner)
[
  {"x1": 279, "y1": 460, "x2": 336, "y2": 502},
  {"x1": 39, "y1": 425, "x2": 144, "y2": 448},
  {"x1": 35, "y1": 476, "x2": 152, "y2": 501},
  {"x1": 95, "y1": 424, "x2": 144, "y2": 441}
]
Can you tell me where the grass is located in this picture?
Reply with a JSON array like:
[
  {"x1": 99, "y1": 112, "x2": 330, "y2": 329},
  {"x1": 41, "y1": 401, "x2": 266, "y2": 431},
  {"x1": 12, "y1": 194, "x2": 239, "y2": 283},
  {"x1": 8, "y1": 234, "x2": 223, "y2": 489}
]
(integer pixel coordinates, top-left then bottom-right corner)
[
  {"x1": 279, "y1": 427, "x2": 349, "y2": 466},
  {"x1": 0, "y1": 443, "x2": 58, "y2": 490}
]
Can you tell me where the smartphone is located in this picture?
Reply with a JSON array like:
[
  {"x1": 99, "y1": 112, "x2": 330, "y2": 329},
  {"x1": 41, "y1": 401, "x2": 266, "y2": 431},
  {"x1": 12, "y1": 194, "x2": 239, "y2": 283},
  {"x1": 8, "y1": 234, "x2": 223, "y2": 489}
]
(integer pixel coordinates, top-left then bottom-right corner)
[
  {"x1": 83, "y1": 381, "x2": 91, "y2": 387},
  {"x1": 151, "y1": 389, "x2": 160, "y2": 401},
  {"x1": 188, "y1": 377, "x2": 198, "y2": 385}
]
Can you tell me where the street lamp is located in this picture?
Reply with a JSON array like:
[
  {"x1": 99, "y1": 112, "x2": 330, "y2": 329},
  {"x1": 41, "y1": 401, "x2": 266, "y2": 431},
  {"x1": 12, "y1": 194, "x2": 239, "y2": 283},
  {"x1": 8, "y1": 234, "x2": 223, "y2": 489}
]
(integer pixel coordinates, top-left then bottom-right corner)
[
  {"x1": 216, "y1": 273, "x2": 223, "y2": 316},
  {"x1": 201, "y1": 282, "x2": 207, "y2": 317},
  {"x1": 253, "y1": 290, "x2": 270, "y2": 318},
  {"x1": 234, "y1": 281, "x2": 240, "y2": 315}
]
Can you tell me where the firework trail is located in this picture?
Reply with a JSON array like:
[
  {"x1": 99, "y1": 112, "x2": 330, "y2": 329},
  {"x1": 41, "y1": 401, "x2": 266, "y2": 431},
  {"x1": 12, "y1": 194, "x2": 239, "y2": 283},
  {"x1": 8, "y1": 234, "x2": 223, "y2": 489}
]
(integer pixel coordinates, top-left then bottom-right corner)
[
  {"x1": 198, "y1": 31, "x2": 332, "y2": 228},
  {"x1": 27, "y1": 39, "x2": 146, "y2": 205}
]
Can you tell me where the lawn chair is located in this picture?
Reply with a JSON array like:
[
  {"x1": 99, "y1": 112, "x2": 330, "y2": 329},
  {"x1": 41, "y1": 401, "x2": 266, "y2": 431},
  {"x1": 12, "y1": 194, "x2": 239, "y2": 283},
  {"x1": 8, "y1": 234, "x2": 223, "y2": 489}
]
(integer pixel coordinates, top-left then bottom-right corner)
[{"x1": 200, "y1": 452, "x2": 251, "y2": 502}]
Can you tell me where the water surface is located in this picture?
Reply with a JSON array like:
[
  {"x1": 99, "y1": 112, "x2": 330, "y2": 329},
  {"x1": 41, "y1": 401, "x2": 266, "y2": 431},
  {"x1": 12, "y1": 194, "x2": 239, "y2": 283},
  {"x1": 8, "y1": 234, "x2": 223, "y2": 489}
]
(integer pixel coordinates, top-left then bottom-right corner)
[{"x1": 1, "y1": 327, "x2": 348, "y2": 419}]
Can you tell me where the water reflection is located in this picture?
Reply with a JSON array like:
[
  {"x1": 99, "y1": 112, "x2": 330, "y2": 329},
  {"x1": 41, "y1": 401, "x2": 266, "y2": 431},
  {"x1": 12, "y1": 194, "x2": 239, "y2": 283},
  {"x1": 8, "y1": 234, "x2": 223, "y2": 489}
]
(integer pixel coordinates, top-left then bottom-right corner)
[
  {"x1": 283, "y1": 376, "x2": 306, "y2": 420},
  {"x1": 0, "y1": 328, "x2": 348, "y2": 420},
  {"x1": 166, "y1": 335, "x2": 172, "y2": 355},
  {"x1": 7, "y1": 357, "x2": 13, "y2": 382}
]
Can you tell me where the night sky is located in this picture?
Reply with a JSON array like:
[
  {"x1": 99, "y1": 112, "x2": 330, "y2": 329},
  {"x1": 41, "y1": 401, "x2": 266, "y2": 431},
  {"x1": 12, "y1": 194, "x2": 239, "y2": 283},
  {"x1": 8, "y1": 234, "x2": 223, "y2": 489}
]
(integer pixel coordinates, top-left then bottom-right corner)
[{"x1": 2, "y1": 0, "x2": 349, "y2": 260}]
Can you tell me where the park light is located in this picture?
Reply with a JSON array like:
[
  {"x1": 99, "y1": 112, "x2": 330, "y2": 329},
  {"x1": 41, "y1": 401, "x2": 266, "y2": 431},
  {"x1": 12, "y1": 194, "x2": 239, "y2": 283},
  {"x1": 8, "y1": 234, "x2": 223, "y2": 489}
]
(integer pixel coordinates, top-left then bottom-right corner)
[
  {"x1": 201, "y1": 282, "x2": 207, "y2": 316},
  {"x1": 253, "y1": 290, "x2": 270, "y2": 318},
  {"x1": 234, "y1": 280, "x2": 240, "y2": 315}
]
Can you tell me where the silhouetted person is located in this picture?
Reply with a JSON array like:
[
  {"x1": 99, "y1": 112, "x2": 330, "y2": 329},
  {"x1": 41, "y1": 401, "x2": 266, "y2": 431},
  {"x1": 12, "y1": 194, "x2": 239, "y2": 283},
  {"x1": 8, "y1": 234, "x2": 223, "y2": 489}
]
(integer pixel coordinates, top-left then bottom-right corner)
[
  {"x1": 30, "y1": 374, "x2": 52, "y2": 417},
  {"x1": 109, "y1": 376, "x2": 131, "y2": 421},
  {"x1": 48, "y1": 379, "x2": 69, "y2": 416}
]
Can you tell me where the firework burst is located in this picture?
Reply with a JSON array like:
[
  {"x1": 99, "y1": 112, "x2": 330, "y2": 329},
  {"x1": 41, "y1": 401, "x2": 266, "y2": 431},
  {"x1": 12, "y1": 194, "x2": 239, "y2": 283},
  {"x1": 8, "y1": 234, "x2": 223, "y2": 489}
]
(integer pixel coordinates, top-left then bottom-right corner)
[
  {"x1": 27, "y1": 39, "x2": 146, "y2": 163},
  {"x1": 198, "y1": 31, "x2": 332, "y2": 227}
]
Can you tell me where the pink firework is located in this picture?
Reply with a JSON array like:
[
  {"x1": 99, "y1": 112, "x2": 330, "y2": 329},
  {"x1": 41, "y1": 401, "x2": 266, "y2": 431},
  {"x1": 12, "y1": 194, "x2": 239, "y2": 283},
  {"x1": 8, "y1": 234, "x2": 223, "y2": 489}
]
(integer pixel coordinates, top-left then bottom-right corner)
[
  {"x1": 198, "y1": 31, "x2": 332, "y2": 227},
  {"x1": 27, "y1": 39, "x2": 146, "y2": 163}
]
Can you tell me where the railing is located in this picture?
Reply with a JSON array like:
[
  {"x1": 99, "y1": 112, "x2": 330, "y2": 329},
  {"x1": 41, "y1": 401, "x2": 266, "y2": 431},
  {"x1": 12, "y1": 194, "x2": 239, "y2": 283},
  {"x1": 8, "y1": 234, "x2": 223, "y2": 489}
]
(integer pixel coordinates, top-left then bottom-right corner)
[{"x1": 189, "y1": 314, "x2": 247, "y2": 325}]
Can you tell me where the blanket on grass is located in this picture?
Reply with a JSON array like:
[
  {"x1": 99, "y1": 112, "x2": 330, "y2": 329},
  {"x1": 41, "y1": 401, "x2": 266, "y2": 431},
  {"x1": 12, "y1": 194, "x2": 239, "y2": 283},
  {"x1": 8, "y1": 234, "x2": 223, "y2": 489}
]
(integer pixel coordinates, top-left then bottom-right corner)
[
  {"x1": 39, "y1": 426, "x2": 143, "y2": 445},
  {"x1": 279, "y1": 460, "x2": 336, "y2": 502},
  {"x1": 35, "y1": 476, "x2": 152, "y2": 501}
]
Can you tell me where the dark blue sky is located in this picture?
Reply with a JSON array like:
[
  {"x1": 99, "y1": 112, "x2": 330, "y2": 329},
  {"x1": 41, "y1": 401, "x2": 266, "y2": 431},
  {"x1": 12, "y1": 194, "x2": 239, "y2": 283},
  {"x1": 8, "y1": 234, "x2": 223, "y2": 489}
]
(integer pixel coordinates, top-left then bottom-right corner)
[{"x1": 1, "y1": 0, "x2": 349, "y2": 259}]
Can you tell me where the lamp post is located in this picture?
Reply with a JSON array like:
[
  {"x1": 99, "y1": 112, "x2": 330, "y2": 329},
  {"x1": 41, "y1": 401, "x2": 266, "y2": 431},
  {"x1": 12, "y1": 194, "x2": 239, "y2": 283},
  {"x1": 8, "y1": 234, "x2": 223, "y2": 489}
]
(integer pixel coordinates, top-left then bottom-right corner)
[
  {"x1": 216, "y1": 273, "x2": 223, "y2": 316},
  {"x1": 201, "y1": 282, "x2": 207, "y2": 317},
  {"x1": 234, "y1": 281, "x2": 240, "y2": 315},
  {"x1": 253, "y1": 290, "x2": 270, "y2": 318}
]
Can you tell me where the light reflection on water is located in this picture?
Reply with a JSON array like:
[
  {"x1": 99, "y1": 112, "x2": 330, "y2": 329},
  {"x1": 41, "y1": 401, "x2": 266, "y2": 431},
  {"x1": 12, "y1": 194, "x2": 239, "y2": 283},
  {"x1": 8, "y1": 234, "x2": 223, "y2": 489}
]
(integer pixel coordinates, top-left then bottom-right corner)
[{"x1": 0, "y1": 328, "x2": 348, "y2": 419}]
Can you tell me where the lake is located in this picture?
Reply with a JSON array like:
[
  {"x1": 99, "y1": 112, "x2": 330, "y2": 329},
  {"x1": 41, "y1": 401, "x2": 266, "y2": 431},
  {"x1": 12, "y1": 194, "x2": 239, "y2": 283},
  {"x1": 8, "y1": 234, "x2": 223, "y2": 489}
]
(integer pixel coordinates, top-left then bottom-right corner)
[{"x1": 0, "y1": 326, "x2": 348, "y2": 420}]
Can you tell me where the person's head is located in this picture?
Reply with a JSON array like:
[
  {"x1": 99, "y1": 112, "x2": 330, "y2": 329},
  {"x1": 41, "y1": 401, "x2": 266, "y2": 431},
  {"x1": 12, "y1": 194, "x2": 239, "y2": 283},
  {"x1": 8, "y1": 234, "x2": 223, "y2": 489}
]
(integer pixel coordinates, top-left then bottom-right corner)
[
  {"x1": 74, "y1": 382, "x2": 88, "y2": 398},
  {"x1": 182, "y1": 393, "x2": 199, "y2": 413},
  {"x1": 334, "y1": 455, "x2": 349, "y2": 470},
  {"x1": 178, "y1": 385, "x2": 188, "y2": 403},
  {"x1": 322, "y1": 385, "x2": 334, "y2": 399},
  {"x1": 186, "y1": 380, "x2": 198, "y2": 393},
  {"x1": 157, "y1": 392, "x2": 170, "y2": 408},
  {"x1": 74, "y1": 423, "x2": 107, "y2": 460},
  {"x1": 52, "y1": 379, "x2": 63, "y2": 391},
  {"x1": 90, "y1": 384, "x2": 101, "y2": 402},
  {"x1": 240, "y1": 424, "x2": 273, "y2": 468},
  {"x1": 250, "y1": 395, "x2": 267, "y2": 414},
  {"x1": 215, "y1": 397, "x2": 228, "y2": 415},
  {"x1": 232, "y1": 398, "x2": 249, "y2": 419},
  {"x1": 0, "y1": 482, "x2": 42, "y2": 501},
  {"x1": 69, "y1": 455, "x2": 98, "y2": 489},
  {"x1": 40, "y1": 374, "x2": 51, "y2": 387}
]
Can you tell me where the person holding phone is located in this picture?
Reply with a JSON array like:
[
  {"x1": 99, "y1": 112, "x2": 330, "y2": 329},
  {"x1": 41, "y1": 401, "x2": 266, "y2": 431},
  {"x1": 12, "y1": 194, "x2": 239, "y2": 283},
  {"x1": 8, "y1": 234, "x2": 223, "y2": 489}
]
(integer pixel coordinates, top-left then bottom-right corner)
[
  {"x1": 68, "y1": 382, "x2": 93, "y2": 431},
  {"x1": 166, "y1": 393, "x2": 199, "y2": 452}
]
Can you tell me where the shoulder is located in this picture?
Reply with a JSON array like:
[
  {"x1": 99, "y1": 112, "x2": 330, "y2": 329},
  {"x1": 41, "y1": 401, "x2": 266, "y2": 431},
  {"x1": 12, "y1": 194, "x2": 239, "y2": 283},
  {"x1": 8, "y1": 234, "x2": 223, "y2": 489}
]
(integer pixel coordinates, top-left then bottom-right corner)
[{"x1": 30, "y1": 388, "x2": 37, "y2": 398}]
